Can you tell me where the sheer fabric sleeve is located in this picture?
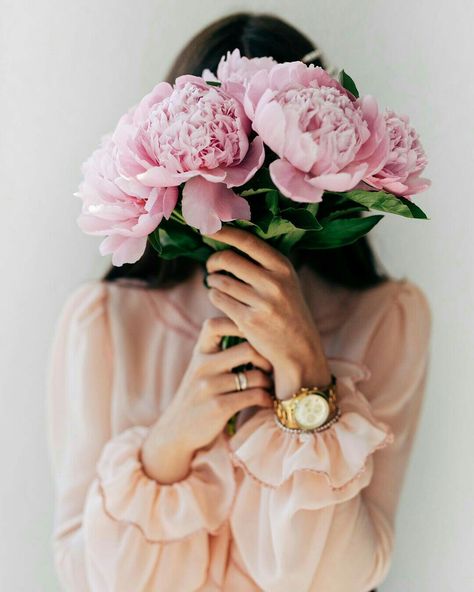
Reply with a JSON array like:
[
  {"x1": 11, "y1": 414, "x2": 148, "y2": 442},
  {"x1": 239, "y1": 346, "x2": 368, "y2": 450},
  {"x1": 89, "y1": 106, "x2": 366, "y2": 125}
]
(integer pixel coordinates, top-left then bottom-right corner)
[
  {"x1": 225, "y1": 281, "x2": 432, "y2": 592},
  {"x1": 46, "y1": 282, "x2": 236, "y2": 592}
]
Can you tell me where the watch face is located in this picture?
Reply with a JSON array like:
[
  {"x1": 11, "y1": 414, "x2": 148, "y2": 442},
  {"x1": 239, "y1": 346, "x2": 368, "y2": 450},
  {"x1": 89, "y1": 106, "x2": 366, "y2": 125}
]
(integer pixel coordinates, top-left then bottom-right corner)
[{"x1": 294, "y1": 394, "x2": 330, "y2": 429}]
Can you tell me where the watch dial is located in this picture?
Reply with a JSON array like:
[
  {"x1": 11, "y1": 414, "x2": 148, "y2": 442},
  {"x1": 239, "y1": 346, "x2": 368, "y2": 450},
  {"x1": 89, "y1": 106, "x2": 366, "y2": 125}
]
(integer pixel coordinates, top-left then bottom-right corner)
[{"x1": 294, "y1": 394, "x2": 330, "y2": 429}]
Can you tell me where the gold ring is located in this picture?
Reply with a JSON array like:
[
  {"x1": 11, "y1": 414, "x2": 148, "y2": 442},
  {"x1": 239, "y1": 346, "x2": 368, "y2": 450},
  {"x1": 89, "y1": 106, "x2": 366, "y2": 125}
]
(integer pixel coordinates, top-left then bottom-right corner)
[{"x1": 237, "y1": 371, "x2": 248, "y2": 391}]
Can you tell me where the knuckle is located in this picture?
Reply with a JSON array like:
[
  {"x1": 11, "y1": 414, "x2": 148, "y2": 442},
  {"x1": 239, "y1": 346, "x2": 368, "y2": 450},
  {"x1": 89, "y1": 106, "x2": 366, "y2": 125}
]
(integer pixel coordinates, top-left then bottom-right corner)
[
  {"x1": 201, "y1": 317, "x2": 214, "y2": 333},
  {"x1": 202, "y1": 316, "x2": 219, "y2": 333},
  {"x1": 277, "y1": 259, "x2": 293, "y2": 278},
  {"x1": 213, "y1": 396, "x2": 230, "y2": 414},
  {"x1": 250, "y1": 388, "x2": 270, "y2": 403},
  {"x1": 194, "y1": 358, "x2": 210, "y2": 377},
  {"x1": 254, "y1": 370, "x2": 271, "y2": 386},
  {"x1": 267, "y1": 278, "x2": 284, "y2": 300},
  {"x1": 261, "y1": 298, "x2": 276, "y2": 315},
  {"x1": 218, "y1": 250, "x2": 233, "y2": 266},
  {"x1": 241, "y1": 340, "x2": 253, "y2": 355},
  {"x1": 216, "y1": 273, "x2": 231, "y2": 289},
  {"x1": 196, "y1": 376, "x2": 210, "y2": 394},
  {"x1": 244, "y1": 309, "x2": 262, "y2": 328},
  {"x1": 208, "y1": 251, "x2": 221, "y2": 266}
]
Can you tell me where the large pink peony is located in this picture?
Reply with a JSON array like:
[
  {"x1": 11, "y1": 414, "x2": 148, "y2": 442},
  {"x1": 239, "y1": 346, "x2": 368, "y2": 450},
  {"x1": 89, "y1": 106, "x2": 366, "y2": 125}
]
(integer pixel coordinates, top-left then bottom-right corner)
[
  {"x1": 360, "y1": 109, "x2": 431, "y2": 198},
  {"x1": 75, "y1": 132, "x2": 177, "y2": 266},
  {"x1": 243, "y1": 62, "x2": 389, "y2": 202},
  {"x1": 202, "y1": 48, "x2": 277, "y2": 104},
  {"x1": 113, "y1": 74, "x2": 265, "y2": 233}
]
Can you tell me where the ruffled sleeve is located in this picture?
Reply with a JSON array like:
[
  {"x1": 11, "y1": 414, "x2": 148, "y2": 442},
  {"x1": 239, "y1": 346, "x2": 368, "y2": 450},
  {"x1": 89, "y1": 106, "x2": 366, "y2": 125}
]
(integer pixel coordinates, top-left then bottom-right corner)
[
  {"x1": 225, "y1": 280, "x2": 432, "y2": 592},
  {"x1": 46, "y1": 282, "x2": 236, "y2": 592}
]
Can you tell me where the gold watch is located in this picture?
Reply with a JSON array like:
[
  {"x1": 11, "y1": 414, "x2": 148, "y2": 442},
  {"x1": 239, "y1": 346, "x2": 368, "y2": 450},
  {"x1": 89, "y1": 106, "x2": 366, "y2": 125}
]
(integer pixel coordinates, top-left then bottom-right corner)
[{"x1": 273, "y1": 374, "x2": 338, "y2": 431}]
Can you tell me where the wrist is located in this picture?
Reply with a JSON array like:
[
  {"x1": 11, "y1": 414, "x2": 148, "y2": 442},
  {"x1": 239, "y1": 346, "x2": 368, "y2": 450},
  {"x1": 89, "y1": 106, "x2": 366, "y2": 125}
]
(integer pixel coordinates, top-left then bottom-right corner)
[
  {"x1": 141, "y1": 427, "x2": 195, "y2": 485},
  {"x1": 274, "y1": 357, "x2": 332, "y2": 400}
]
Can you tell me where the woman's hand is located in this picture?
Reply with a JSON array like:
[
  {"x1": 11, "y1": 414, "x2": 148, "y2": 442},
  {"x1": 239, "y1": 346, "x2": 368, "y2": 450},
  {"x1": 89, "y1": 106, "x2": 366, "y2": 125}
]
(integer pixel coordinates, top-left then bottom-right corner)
[
  {"x1": 141, "y1": 316, "x2": 274, "y2": 484},
  {"x1": 205, "y1": 226, "x2": 332, "y2": 400}
]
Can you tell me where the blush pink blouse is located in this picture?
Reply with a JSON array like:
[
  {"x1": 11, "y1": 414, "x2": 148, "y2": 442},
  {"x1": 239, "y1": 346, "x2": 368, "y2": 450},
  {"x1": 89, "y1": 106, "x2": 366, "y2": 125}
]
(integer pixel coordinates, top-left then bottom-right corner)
[{"x1": 46, "y1": 263, "x2": 432, "y2": 592}]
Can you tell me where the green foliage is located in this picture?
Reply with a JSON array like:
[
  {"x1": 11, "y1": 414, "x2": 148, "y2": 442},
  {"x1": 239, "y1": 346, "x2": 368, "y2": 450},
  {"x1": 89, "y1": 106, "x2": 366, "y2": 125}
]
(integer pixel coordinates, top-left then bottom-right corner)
[
  {"x1": 341, "y1": 189, "x2": 429, "y2": 219},
  {"x1": 147, "y1": 169, "x2": 428, "y2": 262},
  {"x1": 338, "y1": 70, "x2": 360, "y2": 98},
  {"x1": 148, "y1": 218, "x2": 212, "y2": 262},
  {"x1": 297, "y1": 215, "x2": 384, "y2": 249}
]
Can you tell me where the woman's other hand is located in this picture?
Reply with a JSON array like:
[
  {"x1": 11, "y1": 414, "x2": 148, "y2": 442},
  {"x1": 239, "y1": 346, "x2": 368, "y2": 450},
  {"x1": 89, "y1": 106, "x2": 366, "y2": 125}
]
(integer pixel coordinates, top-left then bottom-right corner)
[
  {"x1": 141, "y1": 316, "x2": 273, "y2": 484},
  {"x1": 205, "y1": 226, "x2": 332, "y2": 400}
]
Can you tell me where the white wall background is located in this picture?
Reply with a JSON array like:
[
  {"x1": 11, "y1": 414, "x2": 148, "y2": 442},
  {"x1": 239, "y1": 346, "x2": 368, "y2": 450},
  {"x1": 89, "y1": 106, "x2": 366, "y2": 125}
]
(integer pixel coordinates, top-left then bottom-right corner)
[{"x1": 1, "y1": 0, "x2": 473, "y2": 590}]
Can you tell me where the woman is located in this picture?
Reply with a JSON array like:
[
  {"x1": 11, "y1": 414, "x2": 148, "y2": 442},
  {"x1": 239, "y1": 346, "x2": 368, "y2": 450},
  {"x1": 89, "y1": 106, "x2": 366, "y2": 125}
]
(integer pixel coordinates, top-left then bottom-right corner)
[{"x1": 46, "y1": 13, "x2": 432, "y2": 592}]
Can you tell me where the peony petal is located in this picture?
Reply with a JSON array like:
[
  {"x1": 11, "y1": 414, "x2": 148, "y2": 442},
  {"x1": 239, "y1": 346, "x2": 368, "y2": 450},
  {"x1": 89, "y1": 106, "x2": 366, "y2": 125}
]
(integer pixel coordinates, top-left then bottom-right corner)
[
  {"x1": 223, "y1": 136, "x2": 266, "y2": 187},
  {"x1": 283, "y1": 109, "x2": 318, "y2": 173},
  {"x1": 308, "y1": 164, "x2": 369, "y2": 192},
  {"x1": 114, "y1": 176, "x2": 153, "y2": 199},
  {"x1": 182, "y1": 176, "x2": 251, "y2": 234},
  {"x1": 137, "y1": 166, "x2": 191, "y2": 187},
  {"x1": 243, "y1": 69, "x2": 272, "y2": 119},
  {"x1": 252, "y1": 99, "x2": 287, "y2": 156},
  {"x1": 404, "y1": 174, "x2": 431, "y2": 196},
  {"x1": 269, "y1": 159, "x2": 324, "y2": 203},
  {"x1": 99, "y1": 235, "x2": 147, "y2": 266},
  {"x1": 162, "y1": 186, "x2": 179, "y2": 218},
  {"x1": 199, "y1": 168, "x2": 227, "y2": 183}
]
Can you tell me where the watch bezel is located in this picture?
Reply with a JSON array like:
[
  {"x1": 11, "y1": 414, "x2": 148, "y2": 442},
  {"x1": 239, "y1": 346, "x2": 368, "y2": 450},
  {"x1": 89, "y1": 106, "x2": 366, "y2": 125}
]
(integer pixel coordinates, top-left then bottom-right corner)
[{"x1": 293, "y1": 392, "x2": 330, "y2": 429}]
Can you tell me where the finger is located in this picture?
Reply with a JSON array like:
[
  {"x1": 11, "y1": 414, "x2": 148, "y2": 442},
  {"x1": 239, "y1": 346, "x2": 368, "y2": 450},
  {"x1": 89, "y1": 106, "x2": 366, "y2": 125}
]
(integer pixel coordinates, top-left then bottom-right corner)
[
  {"x1": 196, "y1": 316, "x2": 244, "y2": 354},
  {"x1": 204, "y1": 226, "x2": 289, "y2": 272},
  {"x1": 202, "y1": 369, "x2": 273, "y2": 399},
  {"x1": 205, "y1": 340, "x2": 273, "y2": 374},
  {"x1": 206, "y1": 272, "x2": 260, "y2": 306},
  {"x1": 206, "y1": 248, "x2": 263, "y2": 286},
  {"x1": 215, "y1": 387, "x2": 274, "y2": 419},
  {"x1": 207, "y1": 287, "x2": 249, "y2": 325}
]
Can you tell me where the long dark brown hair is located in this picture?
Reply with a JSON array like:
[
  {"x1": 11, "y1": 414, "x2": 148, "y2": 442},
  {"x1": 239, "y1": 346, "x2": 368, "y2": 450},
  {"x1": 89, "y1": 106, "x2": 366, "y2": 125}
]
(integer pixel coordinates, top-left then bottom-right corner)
[{"x1": 103, "y1": 12, "x2": 391, "y2": 291}]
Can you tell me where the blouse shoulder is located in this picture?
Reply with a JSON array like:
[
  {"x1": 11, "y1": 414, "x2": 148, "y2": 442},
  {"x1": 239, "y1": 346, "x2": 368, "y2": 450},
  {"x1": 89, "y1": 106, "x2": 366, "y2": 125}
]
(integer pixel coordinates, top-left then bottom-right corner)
[
  {"x1": 376, "y1": 278, "x2": 432, "y2": 343},
  {"x1": 357, "y1": 278, "x2": 433, "y2": 396},
  {"x1": 333, "y1": 277, "x2": 432, "y2": 367},
  {"x1": 56, "y1": 279, "x2": 109, "y2": 331},
  {"x1": 359, "y1": 277, "x2": 431, "y2": 335}
]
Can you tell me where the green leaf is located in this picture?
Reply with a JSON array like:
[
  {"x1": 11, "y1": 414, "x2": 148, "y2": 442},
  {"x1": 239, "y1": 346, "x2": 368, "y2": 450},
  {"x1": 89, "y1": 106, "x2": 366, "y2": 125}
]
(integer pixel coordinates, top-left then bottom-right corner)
[
  {"x1": 261, "y1": 216, "x2": 296, "y2": 238},
  {"x1": 298, "y1": 215, "x2": 384, "y2": 249},
  {"x1": 396, "y1": 195, "x2": 430, "y2": 219},
  {"x1": 341, "y1": 190, "x2": 428, "y2": 219},
  {"x1": 306, "y1": 202, "x2": 319, "y2": 217},
  {"x1": 206, "y1": 80, "x2": 221, "y2": 87},
  {"x1": 276, "y1": 229, "x2": 307, "y2": 255},
  {"x1": 279, "y1": 207, "x2": 322, "y2": 230},
  {"x1": 240, "y1": 188, "x2": 272, "y2": 197},
  {"x1": 320, "y1": 205, "x2": 369, "y2": 222},
  {"x1": 154, "y1": 218, "x2": 213, "y2": 262},
  {"x1": 265, "y1": 190, "x2": 280, "y2": 215},
  {"x1": 338, "y1": 69, "x2": 360, "y2": 98},
  {"x1": 148, "y1": 231, "x2": 162, "y2": 255}
]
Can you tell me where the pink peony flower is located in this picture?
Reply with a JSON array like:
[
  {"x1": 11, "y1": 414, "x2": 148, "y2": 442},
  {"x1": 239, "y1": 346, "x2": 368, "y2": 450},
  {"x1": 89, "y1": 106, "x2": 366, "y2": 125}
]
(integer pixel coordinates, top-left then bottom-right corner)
[
  {"x1": 243, "y1": 62, "x2": 389, "y2": 202},
  {"x1": 75, "y1": 133, "x2": 177, "y2": 266},
  {"x1": 113, "y1": 74, "x2": 263, "y2": 233},
  {"x1": 202, "y1": 48, "x2": 277, "y2": 104},
  {"x1": 360, "y1": 109, "x2": 431, "y2": 198}
]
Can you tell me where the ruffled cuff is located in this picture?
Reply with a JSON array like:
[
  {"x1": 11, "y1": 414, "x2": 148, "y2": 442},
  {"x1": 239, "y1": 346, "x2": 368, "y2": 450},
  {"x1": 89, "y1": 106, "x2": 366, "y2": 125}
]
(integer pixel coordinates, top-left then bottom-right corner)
[
  {"x1": 96, "y1": 426, "x2": 236, "y2": 543},
  {"x1": 226, "y1": 358, "x2": 394, "y2": 508}
]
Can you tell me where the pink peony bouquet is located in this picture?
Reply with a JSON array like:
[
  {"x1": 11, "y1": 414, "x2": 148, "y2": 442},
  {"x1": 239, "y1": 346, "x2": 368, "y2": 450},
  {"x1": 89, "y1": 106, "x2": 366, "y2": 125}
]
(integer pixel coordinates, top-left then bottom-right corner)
[{"x1": 75, "y1": 49, "x2": 430, "y2": 268}]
